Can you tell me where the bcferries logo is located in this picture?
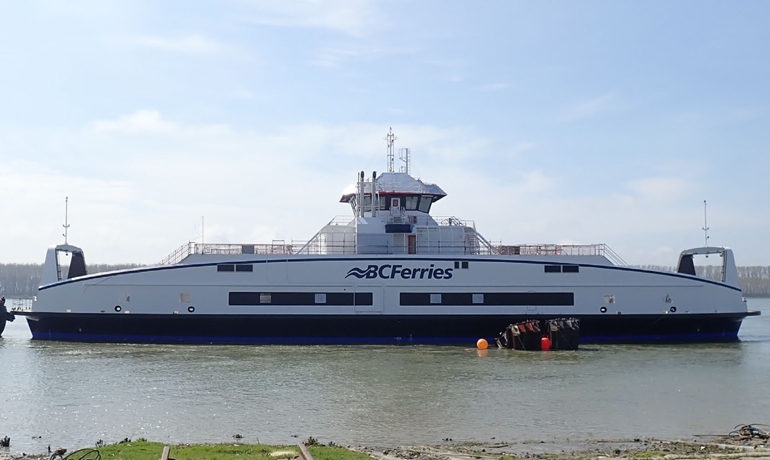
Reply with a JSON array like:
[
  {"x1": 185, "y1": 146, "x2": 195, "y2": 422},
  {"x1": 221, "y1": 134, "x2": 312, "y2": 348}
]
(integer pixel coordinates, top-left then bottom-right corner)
[{"x1": 345, "y1": 264, "x2": 454, "y2": 280}]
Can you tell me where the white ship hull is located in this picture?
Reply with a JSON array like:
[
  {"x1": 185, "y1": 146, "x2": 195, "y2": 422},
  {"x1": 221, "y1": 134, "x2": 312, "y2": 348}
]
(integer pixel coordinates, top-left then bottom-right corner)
[{"x1": 20, "y1": 254, "x2": 756, "y2": 344}]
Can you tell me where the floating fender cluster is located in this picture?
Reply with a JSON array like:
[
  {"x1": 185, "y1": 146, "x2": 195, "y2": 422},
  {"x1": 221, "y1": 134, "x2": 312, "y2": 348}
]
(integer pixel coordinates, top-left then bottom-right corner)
[{"x1": 496, "y1": 318, "x2": 580, "y2": 351}]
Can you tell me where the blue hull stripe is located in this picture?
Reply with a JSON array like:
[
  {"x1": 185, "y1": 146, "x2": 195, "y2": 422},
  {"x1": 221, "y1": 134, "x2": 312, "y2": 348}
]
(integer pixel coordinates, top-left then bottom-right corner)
[
  {"x1": 39, "y1": 256, "x2": 742, "y2": 292},
  {"x1": 33, "y1": 331, "x2": 738, "y2": 345}
]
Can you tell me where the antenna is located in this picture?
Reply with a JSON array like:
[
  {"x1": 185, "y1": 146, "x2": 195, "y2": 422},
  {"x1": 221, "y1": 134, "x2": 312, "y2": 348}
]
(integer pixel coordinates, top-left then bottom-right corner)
[
  {"x1": 62, "y1": 196, "x2": 70, "y2": 244},
  {"x1": 201, "y1": 216, "x2": 205, "y2": 247},
  {"x1": 702, "y1": 200, "x2": 709, "y2": 248},
  {"x1": 385, "y1": 127, "x2": 397, "y2": 172},
  {"x1": 399, "y1": 147, "x2": 411, "y2": 175}
]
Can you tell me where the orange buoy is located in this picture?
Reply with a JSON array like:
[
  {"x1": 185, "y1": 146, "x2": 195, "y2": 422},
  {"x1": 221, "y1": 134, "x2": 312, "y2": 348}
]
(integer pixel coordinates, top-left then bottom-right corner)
[
  {"x1": 541, "y1": 337, "x2": 552, "y2": 351},
  {"x1": 476, "y1": 338, "x2": 488, "y2": 350}
]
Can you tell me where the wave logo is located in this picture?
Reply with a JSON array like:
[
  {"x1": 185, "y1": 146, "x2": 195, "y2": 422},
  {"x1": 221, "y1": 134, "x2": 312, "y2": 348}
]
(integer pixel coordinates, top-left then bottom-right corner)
[
  {"x1": 345, "y1": 264, "x2": 453, "y2": 280},
  {"x1": 345, "y1": 265, "x2": 379, "y2": 279}
]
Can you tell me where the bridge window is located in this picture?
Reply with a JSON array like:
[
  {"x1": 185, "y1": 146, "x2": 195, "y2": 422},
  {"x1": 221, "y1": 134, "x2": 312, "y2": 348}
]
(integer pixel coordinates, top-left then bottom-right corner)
[
  {"x1": 418, "y1": 196, "x2": 433, "y2": 213},
  {"x1": 405, "y1": 196, "x2": 419, "y2": 210}
]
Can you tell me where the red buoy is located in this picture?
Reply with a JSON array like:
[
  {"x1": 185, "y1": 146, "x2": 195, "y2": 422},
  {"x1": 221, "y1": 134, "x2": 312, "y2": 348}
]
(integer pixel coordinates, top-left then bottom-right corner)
[{"x1": 541, "y1": 337, "x2": 552, "y2": 351}]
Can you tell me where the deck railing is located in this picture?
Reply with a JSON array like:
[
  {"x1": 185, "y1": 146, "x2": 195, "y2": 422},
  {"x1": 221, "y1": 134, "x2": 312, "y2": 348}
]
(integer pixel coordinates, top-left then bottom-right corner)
[
  {"x1": 158, "y1": 217, "x2": 627, "y2": 265},
  {"x1": 159, "y1": 241, "x2": 303, "y2": 264},
  {"x1": 495, "y1": 243, "x2": 627, "y2": 266},
  {"x1": 10, "y1": 298, "x2": 33, "y2": 312}
]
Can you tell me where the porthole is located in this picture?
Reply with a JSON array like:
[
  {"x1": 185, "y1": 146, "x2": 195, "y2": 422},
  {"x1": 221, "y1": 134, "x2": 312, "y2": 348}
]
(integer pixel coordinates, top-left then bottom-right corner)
[
  {"x1": 600, "y1": 306, "x2": 607, "y2": 313},
  {"x1": 114, "y1": 305, "x2": 122, "y2": 312},
  {"x1": 188, "y1": 306, "x2": 195, "y2": 313},
  {"x1": 670, "y1": 306, "x2": 677, "y2": 313}
]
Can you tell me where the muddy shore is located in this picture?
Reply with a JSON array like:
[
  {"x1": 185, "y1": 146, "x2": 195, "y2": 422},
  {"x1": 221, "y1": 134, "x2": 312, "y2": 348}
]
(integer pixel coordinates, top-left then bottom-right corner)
[
  {"x1": 2, "y1": 436, "x2": 769, "y2": 460},
  {"x1": 355, "y1": 436, "x2": 770, "y2": 460}
]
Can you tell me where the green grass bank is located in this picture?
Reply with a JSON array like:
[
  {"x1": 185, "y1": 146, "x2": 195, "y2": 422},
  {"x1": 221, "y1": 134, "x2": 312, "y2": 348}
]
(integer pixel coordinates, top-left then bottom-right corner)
[{"x1": 59, "y1": 441, "x2": 372, "y2": 460}]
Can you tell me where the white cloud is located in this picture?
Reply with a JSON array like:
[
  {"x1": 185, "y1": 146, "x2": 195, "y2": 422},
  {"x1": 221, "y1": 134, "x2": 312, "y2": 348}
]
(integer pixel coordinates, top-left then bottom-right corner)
[
  {"x1": 241, "y1": 0, "x2": 383, "y2": 37},
  {"x1": 477, "y1": 82, "x2": 510, "y2": 92},
  {"x1": 309, "y1": 46, "x2": 362, "y2": 67},
  {"x1": 232, "y1": 90, "x2": 258, "y2": 100},
  {"x1": 627, "y1": 176, "x2": 691, "y2": 201},
  {"x1": 441, "y1": 74, "x2": 464, "y2": 82},
  {"x1": 508, "y1": 141, "x2": 535, "y2": 157},
  {"x1": 129, "y1": 35, "x2": 222, "y2": 54},
  {"x1": 0, "y1": 116, "x2": 512, "y2": 263},
  {"x1": 88, "y1": 110, "x2": 177, "y2": 134},
  {"x1": 309, "y1": 44, "x2": 417, "y2": 68},
  {"x1": 1, "y1": 113, "x2": 768, "y2": 266},
  {"x1": 425, "y1": 59, "x2": 466, "y2": 83},
  {"x1": 558, "y1": 91, "x2": 618, "y2": 122},
  {"x1": 87, "y1": 110, "x2": 232, "y2": 138},
  {"x1": 386, "y1": 108, "x2": 410, "y2": 116}
]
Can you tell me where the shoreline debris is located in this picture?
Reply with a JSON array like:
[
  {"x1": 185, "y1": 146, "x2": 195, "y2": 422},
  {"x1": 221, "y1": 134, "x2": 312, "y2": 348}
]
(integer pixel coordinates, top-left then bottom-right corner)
[{"x1": 730, "y1": 424, "x2": 770, "y2": 441}]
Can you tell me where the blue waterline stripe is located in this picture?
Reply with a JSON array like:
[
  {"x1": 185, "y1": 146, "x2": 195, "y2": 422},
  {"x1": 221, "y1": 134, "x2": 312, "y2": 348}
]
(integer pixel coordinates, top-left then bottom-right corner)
[
  {"x1": 38, "y1": 256, "x2": 743, "y2": 292},
  {"x1": 34, "y1": 332, "x2": 738, "y2": 344}
]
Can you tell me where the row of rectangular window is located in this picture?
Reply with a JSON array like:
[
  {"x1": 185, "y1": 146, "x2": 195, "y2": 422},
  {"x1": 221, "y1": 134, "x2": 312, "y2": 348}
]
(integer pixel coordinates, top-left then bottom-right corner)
[
  {"x1": 229, "y1": 292, "x2": 373, "y2": 306},
  {"x1": 544, "y1": 265, "x2": 579, "y2": 273},
  {"x1": 217, "y1": 264, "x2": 253, "y2": 272},
  {"x1": 399, "y1": 292, "x2": 574, "y2": 306}
]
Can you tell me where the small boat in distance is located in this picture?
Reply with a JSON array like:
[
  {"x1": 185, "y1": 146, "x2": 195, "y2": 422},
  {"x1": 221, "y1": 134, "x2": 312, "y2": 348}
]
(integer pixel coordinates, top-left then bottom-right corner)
[{"x1": 15, "y1": 129, "x2": 760, "y2": 344}]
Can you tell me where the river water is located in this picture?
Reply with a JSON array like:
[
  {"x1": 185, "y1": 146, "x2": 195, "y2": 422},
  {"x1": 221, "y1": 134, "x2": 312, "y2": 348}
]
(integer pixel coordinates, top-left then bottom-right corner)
[{"x1": 1, "y1": 299, "x2": 769, "y2": 454}]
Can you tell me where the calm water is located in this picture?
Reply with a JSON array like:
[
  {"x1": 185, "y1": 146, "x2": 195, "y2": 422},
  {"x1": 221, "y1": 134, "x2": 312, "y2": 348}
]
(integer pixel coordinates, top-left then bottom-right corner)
[{"x1": 1, "y1": 299, "x2": 769, "y2": 454}]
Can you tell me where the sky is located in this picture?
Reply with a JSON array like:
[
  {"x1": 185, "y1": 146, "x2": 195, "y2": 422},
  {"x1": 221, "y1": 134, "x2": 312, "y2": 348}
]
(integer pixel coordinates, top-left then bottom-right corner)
[{"x1": 1, "y1": 1, "x2": 769, "y2": 266}]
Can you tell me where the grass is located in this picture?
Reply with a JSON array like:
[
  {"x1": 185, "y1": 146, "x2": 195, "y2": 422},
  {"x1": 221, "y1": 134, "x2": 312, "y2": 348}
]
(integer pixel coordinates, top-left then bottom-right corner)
[
  {"x1": 77, "y1": 440, "x2": 373, "y2": 460},
  {"x1": 632, "y1": 452, "x2": 667, "y2": 458}
]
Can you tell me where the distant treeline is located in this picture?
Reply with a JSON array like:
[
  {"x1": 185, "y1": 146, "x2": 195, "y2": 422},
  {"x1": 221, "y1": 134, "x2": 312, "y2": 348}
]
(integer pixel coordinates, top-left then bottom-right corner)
[
  {"x1": 0, "y1": 263, "x2": 145, "y2": 297},
  {"x1": 1, "y1": 263, "x2": 770, "y2": 297},
  {"x1": 616, "y1": 265, "x2": 770, "y2": 297}
]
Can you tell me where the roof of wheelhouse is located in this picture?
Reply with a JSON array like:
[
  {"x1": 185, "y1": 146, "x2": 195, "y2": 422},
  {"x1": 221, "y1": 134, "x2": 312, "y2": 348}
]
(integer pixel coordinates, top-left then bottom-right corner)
[{"x1": 339, "y1": 172, "x2": 447, "y2": 203}]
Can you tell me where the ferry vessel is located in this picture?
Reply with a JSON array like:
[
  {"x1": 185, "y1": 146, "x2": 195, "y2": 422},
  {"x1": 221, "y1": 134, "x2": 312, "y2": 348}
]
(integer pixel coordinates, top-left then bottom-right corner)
[{"x1": 14, "y1": 130, "x2": 759, "y2": 344}]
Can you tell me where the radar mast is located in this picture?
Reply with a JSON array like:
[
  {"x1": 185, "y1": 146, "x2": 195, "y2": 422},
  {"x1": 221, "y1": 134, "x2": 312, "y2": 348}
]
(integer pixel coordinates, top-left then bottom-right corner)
[
  {"x1": 702, "y1": 200, "x2": 710, "y2": 250},
  {"x1": 385, "y1": 127, "x2": 397, "y2": 172},
  {"x1": 62, "y1": 196, "x2": 70, "y2": 244},
  {"x1": 399, "y1": 148, "x2": 411, "y2": 175}
]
